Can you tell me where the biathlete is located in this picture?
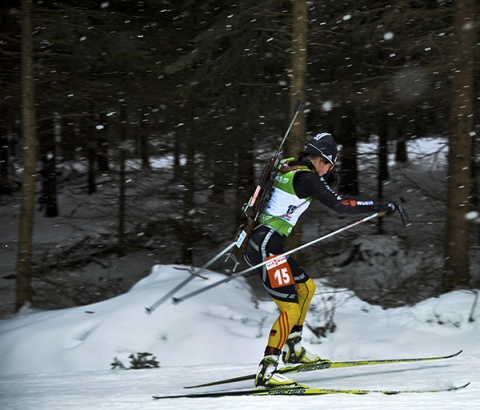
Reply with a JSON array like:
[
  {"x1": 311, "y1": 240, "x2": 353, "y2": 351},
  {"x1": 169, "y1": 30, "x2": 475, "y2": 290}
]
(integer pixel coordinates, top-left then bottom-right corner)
[{"x1": 244, "y1": 132, "x2": 401, "y2": 388}]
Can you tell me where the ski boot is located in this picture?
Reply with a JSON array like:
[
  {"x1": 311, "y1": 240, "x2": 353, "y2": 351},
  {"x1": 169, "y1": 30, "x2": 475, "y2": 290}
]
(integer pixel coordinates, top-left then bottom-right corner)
[
  {"x1": 255, "y1": 353, "x2": 297, "y2": 388},
  {"x1": 282, "y1": 325, "x2": 321, "y2": 364}
]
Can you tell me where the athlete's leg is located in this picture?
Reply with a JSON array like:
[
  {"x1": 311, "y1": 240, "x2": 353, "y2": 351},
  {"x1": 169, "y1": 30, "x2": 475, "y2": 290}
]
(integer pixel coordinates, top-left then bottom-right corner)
[
  {"x1": 265, "y1": 300, "x2": 301, "y2": 352},
  {"x1": 296, "y1": 278, "x2": 317, "y2": 325},
  {"x1": 282, "y1": 278, "x2": 321, "y2": 364}
]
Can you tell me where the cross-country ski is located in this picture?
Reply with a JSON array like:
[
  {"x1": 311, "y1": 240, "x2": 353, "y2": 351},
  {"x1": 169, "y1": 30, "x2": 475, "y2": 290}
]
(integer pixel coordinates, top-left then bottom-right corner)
[
  {"x1": 184, "y1": 350, "x2": 463, "y2": 389},
  {"x1": 153, "y1": 382, "x2": 470, "y2": 399}
]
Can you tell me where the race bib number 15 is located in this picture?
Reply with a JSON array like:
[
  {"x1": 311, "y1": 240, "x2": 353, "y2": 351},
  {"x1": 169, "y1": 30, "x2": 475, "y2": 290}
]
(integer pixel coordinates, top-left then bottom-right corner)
[{"x1": 265, "y1": 255, "x2": 293, "y2": 289}]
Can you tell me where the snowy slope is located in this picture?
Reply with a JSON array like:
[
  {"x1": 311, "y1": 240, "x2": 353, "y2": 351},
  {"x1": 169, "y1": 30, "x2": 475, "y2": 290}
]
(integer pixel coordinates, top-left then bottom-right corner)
[{"x1": 0, "y1": 265, "x2": 478, "y2": 409}]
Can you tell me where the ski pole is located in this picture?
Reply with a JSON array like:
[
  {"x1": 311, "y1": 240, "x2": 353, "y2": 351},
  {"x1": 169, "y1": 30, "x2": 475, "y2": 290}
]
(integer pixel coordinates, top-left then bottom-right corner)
[
  {"x1": 145, "y1": 241, "x2": 236, "y2": 314},
  {"x1": 172, "y1": 212, "x2": 384, "y2": 304}
]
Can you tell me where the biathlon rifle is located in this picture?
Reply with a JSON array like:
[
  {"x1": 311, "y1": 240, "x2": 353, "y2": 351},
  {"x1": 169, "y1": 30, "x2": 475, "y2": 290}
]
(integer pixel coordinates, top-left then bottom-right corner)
[{"x1": 227, "y1": 101, "x2": 305, "y2": 269}]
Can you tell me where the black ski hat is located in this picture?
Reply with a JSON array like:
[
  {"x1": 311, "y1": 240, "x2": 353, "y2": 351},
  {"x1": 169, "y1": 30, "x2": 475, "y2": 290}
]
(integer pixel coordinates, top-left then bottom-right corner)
[{"x1": 305, "y1": 133, "x2": 338, "y2": 165}]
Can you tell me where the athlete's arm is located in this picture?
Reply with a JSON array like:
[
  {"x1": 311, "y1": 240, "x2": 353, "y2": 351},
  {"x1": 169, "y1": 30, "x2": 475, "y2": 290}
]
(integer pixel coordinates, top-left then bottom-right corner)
[{"x1": 293, "y1": 171, "x2": 388, "y2": 215}]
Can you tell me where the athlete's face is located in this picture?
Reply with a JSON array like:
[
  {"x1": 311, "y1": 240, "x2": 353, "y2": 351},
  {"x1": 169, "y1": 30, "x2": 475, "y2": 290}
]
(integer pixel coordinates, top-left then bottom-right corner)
[{"x1": 311, "y1": 157, "x2": 334, "y2": 176}]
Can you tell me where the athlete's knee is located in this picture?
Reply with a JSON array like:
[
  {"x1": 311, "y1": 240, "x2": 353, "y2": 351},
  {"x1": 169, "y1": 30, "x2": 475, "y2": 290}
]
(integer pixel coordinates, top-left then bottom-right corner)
[
  {"x1": 285, "y1": 304, "x2": 301, "y2": 326},
  {"x1": 275, "y1": 300, "x2": 301, "y2": 327}
]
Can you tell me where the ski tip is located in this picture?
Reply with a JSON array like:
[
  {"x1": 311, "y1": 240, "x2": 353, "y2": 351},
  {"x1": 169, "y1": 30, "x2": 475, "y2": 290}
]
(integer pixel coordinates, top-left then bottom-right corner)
[
  {"x1": 451, "y1": 350, "x2": 463, "y2": 358},
  {"x1": 444, "y1": 382, "x2": 470, "y2": 393},
  {"x1": 145, "y1": 307, "x2": 153, "y2": 315},
  {"x1": 171, "y1": 297, "x2": 180, "y2": 305},
  {"x1": 456, "y1": 382, "x2": 470, "y2": 390}
]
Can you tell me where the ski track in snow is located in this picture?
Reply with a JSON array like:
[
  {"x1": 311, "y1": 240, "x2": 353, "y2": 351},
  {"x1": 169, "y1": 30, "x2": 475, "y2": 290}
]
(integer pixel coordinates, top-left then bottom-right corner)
[
  {"x1": 0, "y1": 355, "x2": 478, "y2": 410},
  {"x1": 0, "y1": 266, "x2": 478, "y2": 410}
]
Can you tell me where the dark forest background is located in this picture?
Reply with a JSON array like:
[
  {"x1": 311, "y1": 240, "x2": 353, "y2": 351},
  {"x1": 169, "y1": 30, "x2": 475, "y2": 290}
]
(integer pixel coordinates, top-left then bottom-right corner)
[{"x1": 0, "y1": 0, "x2": 478, "y2": 312}]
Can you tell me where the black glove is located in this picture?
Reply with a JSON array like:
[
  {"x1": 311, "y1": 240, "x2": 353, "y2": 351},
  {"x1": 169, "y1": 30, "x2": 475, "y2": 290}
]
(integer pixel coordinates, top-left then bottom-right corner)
[
  {"x1": 380, "y1": 201, "x2": 410, "y2": 226},
  {"x1": 379, "y1": 202, "x2": 401, "y2": 215}
]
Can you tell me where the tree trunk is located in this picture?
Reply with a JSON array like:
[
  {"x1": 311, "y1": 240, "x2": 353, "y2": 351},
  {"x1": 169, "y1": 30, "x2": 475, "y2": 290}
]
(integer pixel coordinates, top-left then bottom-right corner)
[
  {"x1": 378, "y1": 109, "x2": 389, "y2": 182},
  {"x1": 286, "y1": 0, "x2": 308, "y2": 253},
  {"x1": 16, "y1": 0, "x2": 36, "y2": 311},
  {"x1": 395, "y1": 122, "x2": 408, "y2": 164},
  {"x1": 140, "y1": 110, "x2": 151, "y2": 171},
  {"x1": 96, "y1": 113, "x2": 109, "y2": 172},
  {"x1": 339, "y1": 108, "x2": 359, "y2": 195},
  {"x1": 117, "y1": 104, "x2": 127, "y2": 257},
  {"x1": 210, "y1": 163, "x2": 226, "y2": 205},
  {"x1": 39, "y1": 116, "x2": 59, "y2": 217},
  {"x1": 395, "y1": 138, "x2": 408, "y2": 164},
  {"x1": 60, "y1": 116, "x2": 77, "y2": 162},
  {"x1": 377, "y1": 108, "x2": 389, "y2": 234},
  {"x1": 0, "y1": 131, "x2": 11, "y2": 195},
  {"x1": 286, "y1": 0, "x2": 308, "y2": 159},
  {"x1": 235, "y1": 129, "x2": 255, "y2": 226},
  {"x1": 87, "y1": 113, "x2": 96, "y2": 195},
  {"x1": 181, "y1": 113, "x2": 195, "y2": 266},
  {"x1": 173, "y1": 128, "x2": 181, "y2": 181},
  {"x1": 443, "y1": 0, "x2": 475, "y2": 290}
]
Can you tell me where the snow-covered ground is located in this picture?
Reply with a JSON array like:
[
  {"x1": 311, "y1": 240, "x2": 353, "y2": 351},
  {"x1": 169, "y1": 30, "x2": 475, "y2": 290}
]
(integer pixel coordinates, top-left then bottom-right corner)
[
  {"x1": 1, "y1": 136, "x2": 479, "y2": 408},
  {"x1": 0, "y1": 265, "x2": 478, "y2": 409}
]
